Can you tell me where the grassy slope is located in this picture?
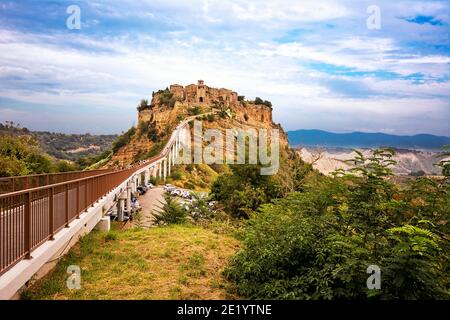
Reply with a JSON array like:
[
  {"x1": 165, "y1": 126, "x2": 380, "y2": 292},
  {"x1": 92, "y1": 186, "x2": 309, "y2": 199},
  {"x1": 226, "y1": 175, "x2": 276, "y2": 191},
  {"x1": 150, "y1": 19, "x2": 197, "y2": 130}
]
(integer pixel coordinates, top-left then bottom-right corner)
[{"x1": 22, "y1": 224, "x2": 239, "y2": 300}]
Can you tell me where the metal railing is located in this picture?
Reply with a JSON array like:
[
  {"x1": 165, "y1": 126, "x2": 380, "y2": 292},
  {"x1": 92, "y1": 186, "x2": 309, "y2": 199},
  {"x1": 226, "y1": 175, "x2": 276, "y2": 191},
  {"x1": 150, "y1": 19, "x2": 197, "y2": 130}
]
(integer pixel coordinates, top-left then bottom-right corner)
[
  {"x1": 0, "y1": 119, "x2": 191, "y2": 276},
  {"x1": 0, "y1": 169, "x2": 115, "y2": 194},
  {"x1": 0, "y1": 162, "x2": 150, "y2": 275}
]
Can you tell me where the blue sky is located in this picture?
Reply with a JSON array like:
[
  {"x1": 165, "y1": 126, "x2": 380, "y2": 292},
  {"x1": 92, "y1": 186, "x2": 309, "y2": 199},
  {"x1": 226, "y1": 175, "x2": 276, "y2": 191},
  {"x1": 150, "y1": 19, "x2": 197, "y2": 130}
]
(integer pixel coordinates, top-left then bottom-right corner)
[{"x1": 0, "y1": 0, "x2": 449, "y2": 136}]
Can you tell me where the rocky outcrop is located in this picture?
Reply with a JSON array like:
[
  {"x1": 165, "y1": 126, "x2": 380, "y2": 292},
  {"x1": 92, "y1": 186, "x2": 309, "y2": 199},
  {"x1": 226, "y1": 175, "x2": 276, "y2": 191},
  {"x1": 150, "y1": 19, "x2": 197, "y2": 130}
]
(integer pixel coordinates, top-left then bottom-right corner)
[{"x1": 111, "y1": 80, "x2": 288, "y2": 166}]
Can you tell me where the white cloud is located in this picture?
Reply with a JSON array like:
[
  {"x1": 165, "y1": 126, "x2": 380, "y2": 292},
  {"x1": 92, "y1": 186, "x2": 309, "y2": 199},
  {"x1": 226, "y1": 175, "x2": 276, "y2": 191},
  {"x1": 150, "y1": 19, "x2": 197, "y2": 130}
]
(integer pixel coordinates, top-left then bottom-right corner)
[{"x1": 0, "y1": 0, "x2": 449, "y2": 135}]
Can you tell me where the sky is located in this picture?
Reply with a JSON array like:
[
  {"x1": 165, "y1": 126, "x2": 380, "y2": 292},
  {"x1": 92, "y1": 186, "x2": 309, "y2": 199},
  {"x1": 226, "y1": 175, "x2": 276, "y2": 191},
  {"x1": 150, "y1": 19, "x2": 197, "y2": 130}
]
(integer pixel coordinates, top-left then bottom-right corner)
[{"x1": 0, "y1": 0, "x2": 449, "y2": 136}]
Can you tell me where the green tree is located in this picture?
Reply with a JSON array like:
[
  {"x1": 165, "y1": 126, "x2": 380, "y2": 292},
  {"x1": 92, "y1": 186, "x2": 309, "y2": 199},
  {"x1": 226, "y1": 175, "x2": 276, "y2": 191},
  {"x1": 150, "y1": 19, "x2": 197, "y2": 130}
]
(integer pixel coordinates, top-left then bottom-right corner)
[
  {"x1": 211, "y1": 164, "x2": 281, "y2": 218},
  {"x1": 151, "y1": 193, "x2": 187, "y2": 225},
  {"x1": 224, "y1": 148, "x2": 449, "y2": 299}
]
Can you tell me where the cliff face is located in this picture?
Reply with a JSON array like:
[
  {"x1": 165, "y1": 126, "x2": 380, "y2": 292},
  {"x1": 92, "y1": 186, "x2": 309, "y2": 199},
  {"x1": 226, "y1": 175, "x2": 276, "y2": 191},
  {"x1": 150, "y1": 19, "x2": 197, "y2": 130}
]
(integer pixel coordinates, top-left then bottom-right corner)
[{"x1": 111, "y1": 80, "x2": 288, "y2": 165}]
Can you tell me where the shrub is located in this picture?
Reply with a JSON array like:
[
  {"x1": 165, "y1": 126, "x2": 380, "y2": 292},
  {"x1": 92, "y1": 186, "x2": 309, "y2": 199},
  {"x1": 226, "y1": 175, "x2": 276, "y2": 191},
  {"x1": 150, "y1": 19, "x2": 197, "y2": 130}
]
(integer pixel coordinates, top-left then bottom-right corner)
[
  {"x1": 136, "y1": 99, "x2": 150, "y2": 112},
  {"x1": 188, "y1": 106, "x2": 202, "y2": 116},
  {"x1": 170, "y1": 170, "x2": 183, "y2": 180},
  {"x1": 189, "y1": 192, "x2": 214, "y2": 221},
  {"x1": 152, "y1": 193, "x2": 187, "y2": 225},
  {"x1": 224, "y1": 149, "x2": 450, "y2": 299},
  {"x1": 254, "y1": 97, "x2": 263, "y2": 105},
  {"x1": 211, "y1": 164, "x2": 281, "y2": 218},
  {"x1": 0, "y1": 135, "x2": 56, "y2": 176},
  {"x1": 159, "y1": 88, "x2": 176, "y2": 108},
  {"x1": 112, "y1": 127, "x2": 136, "y2": 153}
]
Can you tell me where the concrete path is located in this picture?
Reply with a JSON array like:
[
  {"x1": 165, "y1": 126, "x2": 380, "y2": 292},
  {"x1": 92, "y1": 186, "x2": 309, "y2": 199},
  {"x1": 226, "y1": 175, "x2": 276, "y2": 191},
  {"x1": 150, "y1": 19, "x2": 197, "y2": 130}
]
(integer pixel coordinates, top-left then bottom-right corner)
[{"x1": 137, "y1": 187, "x2": 165, "y2": 228}]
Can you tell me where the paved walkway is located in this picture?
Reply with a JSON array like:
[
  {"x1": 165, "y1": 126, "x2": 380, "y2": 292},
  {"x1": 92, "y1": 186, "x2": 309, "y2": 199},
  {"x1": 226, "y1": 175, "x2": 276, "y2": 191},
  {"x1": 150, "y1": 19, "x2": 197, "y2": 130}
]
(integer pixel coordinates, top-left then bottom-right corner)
[{"x1": 137, "y1": 187, "x2": 165, "y2": 228}]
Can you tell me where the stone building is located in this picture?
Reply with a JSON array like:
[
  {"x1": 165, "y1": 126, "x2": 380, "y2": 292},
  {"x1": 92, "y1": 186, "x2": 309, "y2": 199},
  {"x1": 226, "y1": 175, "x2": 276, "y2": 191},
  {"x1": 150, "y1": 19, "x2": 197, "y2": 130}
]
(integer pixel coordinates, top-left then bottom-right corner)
[{"x1": 170, "y1": 80, "x2": 238, "y2": 107}]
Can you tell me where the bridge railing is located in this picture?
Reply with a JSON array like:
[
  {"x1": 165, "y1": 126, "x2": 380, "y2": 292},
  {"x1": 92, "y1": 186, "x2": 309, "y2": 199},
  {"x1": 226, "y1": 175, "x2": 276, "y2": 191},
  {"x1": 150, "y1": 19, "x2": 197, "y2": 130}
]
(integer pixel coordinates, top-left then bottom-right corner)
[
  {"x1": 0, "y1": 162, "x2": 149, "y2": 275},
  {"x1": 0, "y1": 119, "x2": 190, "y2": 276},
  {"x1": 0, "y1": 169, "x2": 115, "y2": 194}
]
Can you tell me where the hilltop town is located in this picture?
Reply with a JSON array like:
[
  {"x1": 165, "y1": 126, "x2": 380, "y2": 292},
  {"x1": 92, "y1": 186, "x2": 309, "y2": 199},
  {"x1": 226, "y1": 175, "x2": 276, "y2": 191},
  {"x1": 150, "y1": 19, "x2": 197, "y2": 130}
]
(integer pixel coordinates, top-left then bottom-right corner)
[{"x1": 111, "y1": 80, "x2": 288, "y2": 165}]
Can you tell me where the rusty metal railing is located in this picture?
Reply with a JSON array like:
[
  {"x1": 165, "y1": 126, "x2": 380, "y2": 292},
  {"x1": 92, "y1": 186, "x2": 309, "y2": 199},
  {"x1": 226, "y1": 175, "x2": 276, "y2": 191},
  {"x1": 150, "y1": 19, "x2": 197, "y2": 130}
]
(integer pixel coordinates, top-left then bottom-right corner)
[
  {"x1": 0, "y1": 169, "x2": 115, "y2": 194},
  {"x1": 0, "y1": 162, "x2": 149, "y2": 275},
  {"x1": 0, "y1": 119, "x2": 191, "y2": 276}
]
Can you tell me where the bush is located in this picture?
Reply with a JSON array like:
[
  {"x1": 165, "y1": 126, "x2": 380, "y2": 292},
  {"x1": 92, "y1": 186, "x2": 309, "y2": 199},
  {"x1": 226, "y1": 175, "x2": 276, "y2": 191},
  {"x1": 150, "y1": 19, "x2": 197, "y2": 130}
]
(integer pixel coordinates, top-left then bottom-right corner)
[
  {"x1": 224, "y1": 149, "x2": 450, "y2": 299},
  {"x1": 112, "y1": 127, "x2": 136, "y2": 153},
  {"x1": 254, "y1": 97, "x2": 263, "y2": 105},
  {"x1": 54, "y1": 160, "x2": 79, "y2": 172},
  {"x1": 188, "y1": 192, "x2": 214, "y2": 221},
  {"x1": 253, "y1": 97, "x2": 272, "y2": 108},
  {"x1": 152, "y1": 193, "x2": 187, "y2": 225},
  {"x1": 136, "y1": 99, "x2": 150, "y2": 112},
  {"x1": 188, "y1": 106, "x2": 202, "y2": 116},
  {"x1": 211, "y1": 164, "x2": 281, "y2": 218},
  {"x1": 170, "y1": 170, "x2": 183, "y2": 180},
  {"x1": 159, "y1": 88, "x2": 176, "y2": 108},
  {"x1": 0, "y1": 135, "x2": 66, "y2": 176}
]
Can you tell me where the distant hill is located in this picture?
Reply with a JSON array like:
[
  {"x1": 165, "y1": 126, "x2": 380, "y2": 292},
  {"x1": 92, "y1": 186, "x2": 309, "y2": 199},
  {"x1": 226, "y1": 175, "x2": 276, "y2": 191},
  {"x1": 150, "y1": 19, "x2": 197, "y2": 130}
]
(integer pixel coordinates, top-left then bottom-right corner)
[
  {"x1": 287, "y1": 129, "x2": 450, "y2": 150},
  {"x1": 0, "y1": 122, "x2": 117, "y2": 161}
]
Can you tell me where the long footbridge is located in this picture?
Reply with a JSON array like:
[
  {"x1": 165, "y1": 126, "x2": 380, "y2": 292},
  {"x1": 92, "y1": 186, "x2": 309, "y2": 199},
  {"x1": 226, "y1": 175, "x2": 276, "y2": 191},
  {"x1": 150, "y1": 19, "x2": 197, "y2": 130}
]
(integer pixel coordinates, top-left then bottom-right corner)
[{"x1": 0, "y1": 118, "x2": 193, "y2": 297}]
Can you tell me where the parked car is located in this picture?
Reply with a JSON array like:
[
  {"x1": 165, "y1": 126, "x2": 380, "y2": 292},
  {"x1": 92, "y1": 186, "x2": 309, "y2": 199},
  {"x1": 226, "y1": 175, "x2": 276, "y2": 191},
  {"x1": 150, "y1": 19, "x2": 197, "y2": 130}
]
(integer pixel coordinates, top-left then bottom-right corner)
[
  {"x1": 146, "y1": 183, "x2": 154, "y2": 189},
  {"x1": 171, "y1": 189, "x2": 183, "y2": 196},
  {"x1": 136, "y1": 186, "x2": 146, "y2": 195},
  {"x1": 163, "y1": 184, "x2": 175, "y2": 191},
  {"x1": 181, "y1": 191, "x2": 191, "y2": 198}
]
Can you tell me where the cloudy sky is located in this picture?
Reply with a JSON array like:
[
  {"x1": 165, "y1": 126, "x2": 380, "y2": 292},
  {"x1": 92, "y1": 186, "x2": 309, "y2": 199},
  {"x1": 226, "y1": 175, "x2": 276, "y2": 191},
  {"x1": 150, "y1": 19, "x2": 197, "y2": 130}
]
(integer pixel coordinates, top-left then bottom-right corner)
[{"x1": 0, "y1": 0, "x2": 449, "y2": 136}]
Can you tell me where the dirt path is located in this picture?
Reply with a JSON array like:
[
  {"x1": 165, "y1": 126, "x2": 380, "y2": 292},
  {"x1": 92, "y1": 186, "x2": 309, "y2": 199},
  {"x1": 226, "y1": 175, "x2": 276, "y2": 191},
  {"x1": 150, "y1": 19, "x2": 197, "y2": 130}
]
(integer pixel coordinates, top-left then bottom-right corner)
[{"x1": 138, "y1": 187, "x2": 165, "y2": 227}]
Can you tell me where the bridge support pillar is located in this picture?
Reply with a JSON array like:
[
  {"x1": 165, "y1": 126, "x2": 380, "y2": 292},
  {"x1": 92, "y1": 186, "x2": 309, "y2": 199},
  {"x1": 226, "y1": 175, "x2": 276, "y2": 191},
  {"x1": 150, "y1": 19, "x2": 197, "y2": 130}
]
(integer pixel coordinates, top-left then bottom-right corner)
[
  {"x1": 168, "y1": 152, "x2": 171, "y2": 177},
  {"x1": 95, "y1": 216, "x2": 110, "y2": 232},
  {"x1": 144, "y1": 169, "x2": 150, "y2": 184},
  {"x1": 163, "y1": 158, "x2": 167, "y2": 181},
  {"x1": 118, "y1": 198, "x2": 125, "y2": 222},
  {"x1": 126, "y1": 185, "x2": 132, "y2": 214}
]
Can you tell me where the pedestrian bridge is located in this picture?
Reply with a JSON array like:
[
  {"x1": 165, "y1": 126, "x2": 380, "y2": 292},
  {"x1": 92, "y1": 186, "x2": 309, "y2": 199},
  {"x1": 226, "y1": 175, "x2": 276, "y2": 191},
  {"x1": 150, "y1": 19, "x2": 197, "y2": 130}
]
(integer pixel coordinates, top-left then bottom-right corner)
[{"x1": 0, "y1": 117, "x2": 193, "y2": 299}]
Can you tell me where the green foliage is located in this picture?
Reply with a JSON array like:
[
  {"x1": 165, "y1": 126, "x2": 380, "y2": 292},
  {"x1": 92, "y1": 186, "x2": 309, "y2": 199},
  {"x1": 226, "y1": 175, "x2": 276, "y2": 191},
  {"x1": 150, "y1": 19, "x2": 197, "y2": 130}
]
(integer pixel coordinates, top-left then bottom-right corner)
[
  {"x1": 207, "y1": 114, "x2": 215, "y2": 122},
  {"x1": 382, "y1": 224, "x2": 446, "y2": 299},
  {"x1": 224, "y1": 148, "x2": 449, "y2": 299},
  {"x1": 0, "y1": 135, "x2": 79, "y2": 176},
  {"x1": 211, "y1": 164, "x2": 282, "y2": 218},
  {"x1": 159, "y1": 88, "x2": 176, "y2": 108},
  {"x1": 137, "y1": 99, "x2": 150, "y2": 112},
  {"x1": 170, "y1": 169, "x2": 183, "y2": 180},
  {"x1": 254, "y1": 97, "x2": 264, "y2": 105},
  {"x1": 76, "y1": 149, "x2": 112, "y2": 169},
  {"x1": 1, "y1": 121, "x2": 116, "y2": 162},
  {"x1": 138, "y1": 121, "x2": 159, "y2": 142},
  {"x1": 146, "y1": 140, "x2": 166, "y2": 159},
  {"x1": 188, "y1": 106, "x2": 202, "y2": 116},
  {"x1": 54, "y1": 160, "x2": 78, "y2": 172},
  {"x1": 253, "y1": 97, "x2": 272, "y2": 108},
  {"x1": 189, "y1": 192, "x2": 214, "y2": 221},
  {"x1": 152, "y1": 193, "x2": 187, "y2": 225},
  {"x1": 112, "y1": 127, "x2": 136, "y2": 153}
]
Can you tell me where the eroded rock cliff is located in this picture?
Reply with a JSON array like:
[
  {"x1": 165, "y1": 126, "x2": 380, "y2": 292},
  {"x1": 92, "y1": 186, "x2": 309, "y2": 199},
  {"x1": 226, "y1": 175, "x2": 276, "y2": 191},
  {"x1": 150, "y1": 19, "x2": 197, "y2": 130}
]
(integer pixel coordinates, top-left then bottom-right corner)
[{"x1": 110, "y1": 80, "x2": 288, "y2": 166}]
